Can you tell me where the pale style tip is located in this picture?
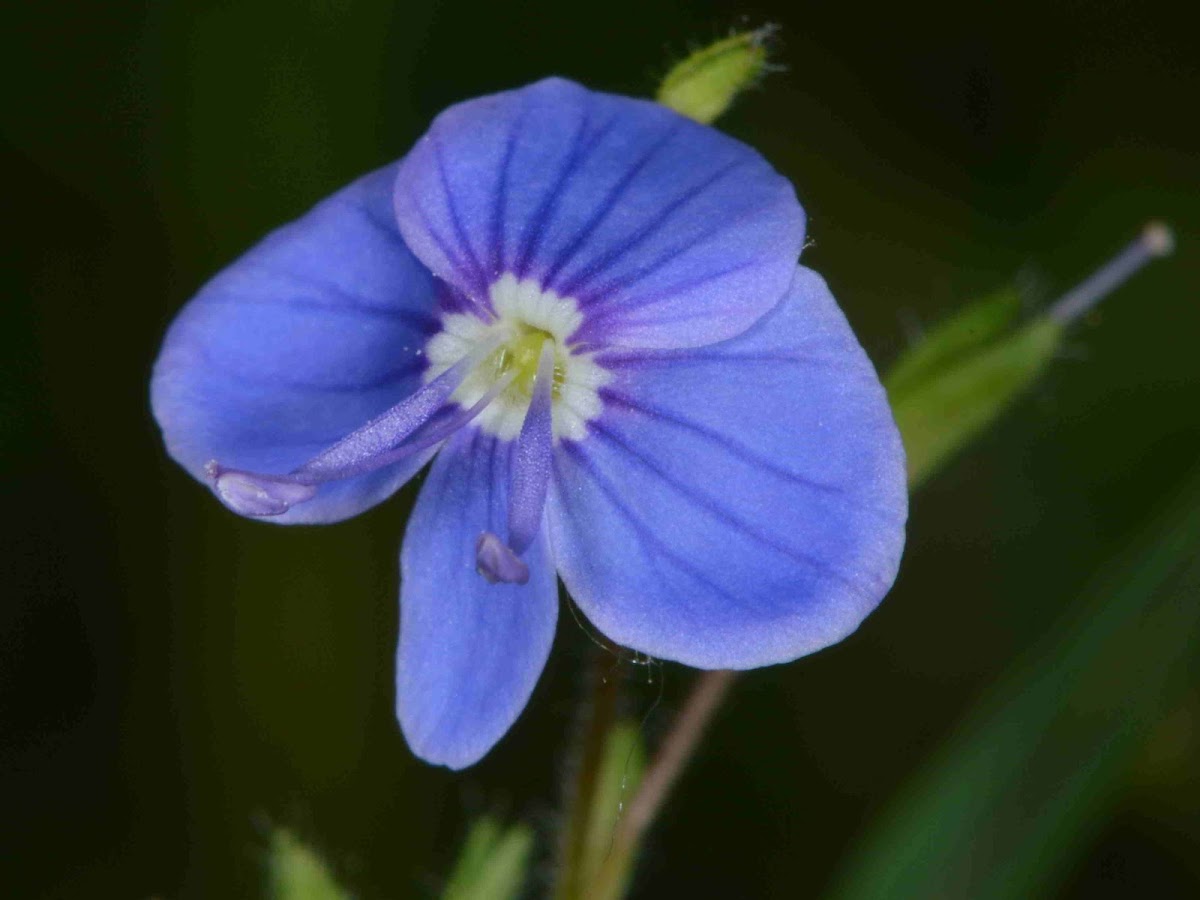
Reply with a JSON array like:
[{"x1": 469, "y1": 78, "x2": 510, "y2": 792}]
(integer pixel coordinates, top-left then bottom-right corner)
[{"x1": 1142, "y1": 221, "x2": 1175, "y2": 258}]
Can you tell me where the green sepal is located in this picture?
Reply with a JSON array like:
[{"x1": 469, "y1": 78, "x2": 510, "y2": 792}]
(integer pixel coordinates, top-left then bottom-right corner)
[
  {"x1": 656, "y1": 28, "x2": 774, "y2": 124},
  {"x1": 267, "y1": 828, "x2": 353, "y2": 900},
  {"x1": 442, "y1": 817, "x2": 535, "y2": 900},
  {"x1": 886, "y1": 294, "x2": 1063, "y2": 489},
  {"x1": 885, "y1": 288, "x2": 1024, "y2": 400}
]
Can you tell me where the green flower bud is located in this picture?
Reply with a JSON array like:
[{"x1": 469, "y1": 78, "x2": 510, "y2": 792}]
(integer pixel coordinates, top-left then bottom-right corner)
[
  {"x1": 657, "y1": 27, "x2": 776, "y2": 124},
  {"x1": 886, "y1": 223, "x2": 1172, "y2": 489}
]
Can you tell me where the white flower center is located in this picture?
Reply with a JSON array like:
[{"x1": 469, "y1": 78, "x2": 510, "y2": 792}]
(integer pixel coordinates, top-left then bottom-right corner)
[{"x1": 423, "y1": 274, "x2": 610, "y2": 441}]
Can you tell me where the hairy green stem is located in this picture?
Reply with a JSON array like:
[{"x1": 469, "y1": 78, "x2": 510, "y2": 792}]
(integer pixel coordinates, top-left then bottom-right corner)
[
  {"x1": 588, "y1": 669, "x2": 737, "y2": 900},
  {"x1": 553, "y1": 639, "x2": 622, "y2": 900}
]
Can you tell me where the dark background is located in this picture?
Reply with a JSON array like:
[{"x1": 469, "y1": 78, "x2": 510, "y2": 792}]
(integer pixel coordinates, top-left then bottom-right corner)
[{"x1": 3, "y1": 1, "x2": 1199, "y2": 897}]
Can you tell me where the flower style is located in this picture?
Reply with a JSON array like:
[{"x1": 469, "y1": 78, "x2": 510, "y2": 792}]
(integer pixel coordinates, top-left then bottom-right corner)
[{"x1": 151, "y1": 78, "x2": 907, "y2": 769}]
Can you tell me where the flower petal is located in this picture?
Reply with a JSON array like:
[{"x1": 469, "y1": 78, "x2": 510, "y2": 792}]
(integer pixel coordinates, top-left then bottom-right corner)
[
  {"x1": 151, "y1": 164, "x2": 441, "y2": 523},
  {"x1": 393, "y1": 77, "x2": 803, "y2": 350},
  {"x1": 397, "y1": 427, "x2": 558, "y2": 769},
  {"x1": 549, "y1": 266, "x2": 907, "y2": 669}
]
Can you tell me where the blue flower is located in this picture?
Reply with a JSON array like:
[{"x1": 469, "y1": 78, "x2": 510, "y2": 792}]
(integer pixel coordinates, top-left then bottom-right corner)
[{"x1": 151, "y1": 78, "x2": 907, "y2": 769}]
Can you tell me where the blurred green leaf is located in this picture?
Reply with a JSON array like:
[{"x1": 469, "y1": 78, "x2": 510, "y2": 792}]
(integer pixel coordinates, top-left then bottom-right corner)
[
  {"x1": 885, "y1": 289, "x2": 1023, "y2": 399},
  {"x1": 886, "y1": 295, "x2": 1062, "y2": 488},
  {"x1": 442, "y1": 817, "x2": 534, "y2": 900},
  {"x1": 656, "y1": 27, "x2": 774, "y2": 124},
  {"x1": 577, "y1": 721, "x2": 646, "y2": 900},
  {"x1": 267, "y1": 829, "x2": 353, "y2": 900},
  {"x1": 828, "y1": 467, "x2": 1200, "y2": 900}
]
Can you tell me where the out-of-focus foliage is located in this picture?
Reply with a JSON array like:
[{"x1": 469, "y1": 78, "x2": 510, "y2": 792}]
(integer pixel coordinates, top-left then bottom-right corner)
[
  {"x1": 442, "y1": 817, "x2": 534, "y2": 900},
  {"x1": 886, "y1": 292, "x2": 1062, "y2": 488},
  {"x1": 828, "y1": 467, "x2": 1200, "y2": 899},
  {"x1": 885, "y1": 289, "x2": 1024, "y2": 399},
  {"x1": 267, "y1": 829, "x2": 353, "y2": 900}
]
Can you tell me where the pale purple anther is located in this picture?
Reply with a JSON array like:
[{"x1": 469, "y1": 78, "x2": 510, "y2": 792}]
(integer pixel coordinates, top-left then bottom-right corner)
[
  {"x1": 475, "y1": 531, "x2": 531, "y2": 585},
  {"x1": 209, "y1": 466, "x2": 317, "y2": 517}
]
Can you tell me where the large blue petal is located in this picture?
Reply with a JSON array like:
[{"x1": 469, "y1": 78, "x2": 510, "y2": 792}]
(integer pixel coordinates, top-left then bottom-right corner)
[
  {"x1": 151, "y1": 164, "x2": 441, "y2": 524},
  {"x1": 548, "y1": 266, "x2": 907, "y2": 669},
  {"x1": 393, "y1": 78, "x2": 804, "y2": 350},
  {"x1": 396, "y1": 427, "x2": 558, "y2": 769}
]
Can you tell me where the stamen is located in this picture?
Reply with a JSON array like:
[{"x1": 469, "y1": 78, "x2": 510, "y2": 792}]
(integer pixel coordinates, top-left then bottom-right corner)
[
  {"x1": 378, "y1": 369, "x2": 520, "y2": 461},
  {"x1": 209, "y1": 338, "x2": 501, "y2": 517},
  {"x1": 292, "y1": 337, "x2": 500, "y2": 481},
  {"x1": 226, "y1": 368, "x2": 524, "y2": 502},
  {"x1": 507, "y1": 341, "x2": 557, "y2": 553},
  {"x1": 1048, "y1": 222, "x2": 1174, "y2": 324},
  {"x1": 475, "y1": 341, "x2": 556, "y2": 584}
]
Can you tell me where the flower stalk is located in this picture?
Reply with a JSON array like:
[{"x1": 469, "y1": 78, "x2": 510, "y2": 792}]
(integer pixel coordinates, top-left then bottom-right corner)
[
  {"x1": 587, "y1": 669, "x2": 736, "y2": 900},
  {"x1": 553, "y1": 638, "x2": 623, "y2": 900}
]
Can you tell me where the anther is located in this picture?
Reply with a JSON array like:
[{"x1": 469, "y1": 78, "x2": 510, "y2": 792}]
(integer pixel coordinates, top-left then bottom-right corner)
[
  {"x1": 475, "y1": 532, "x2": 530, "y2": 585},
  {"x1": 210, "y1": 467, "x2": 317, "y2": 517}
]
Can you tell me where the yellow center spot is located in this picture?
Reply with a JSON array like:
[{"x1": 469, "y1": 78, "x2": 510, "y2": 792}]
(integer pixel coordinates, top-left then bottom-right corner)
[
  {"x1": 423, "y1": 274, "x2": 611, "y2": 442},
  {"x1": 489, "y1": 328, "x2": 563, "y2": 399}
]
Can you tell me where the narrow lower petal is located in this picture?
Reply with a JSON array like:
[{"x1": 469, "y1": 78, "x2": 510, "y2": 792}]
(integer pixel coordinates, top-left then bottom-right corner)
[
  {"x1": 397, "y1": 427, "x2": 558, "y2": 769},
  {"x1": 549, "y1": 267, "x2": 907, "y2": 669},
  {"x1": 151, "y1": 164, "x2": 440, "y2": 523},
  {"x1": 393, "y1": 77, "x2": 804, "y2": 350}
]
